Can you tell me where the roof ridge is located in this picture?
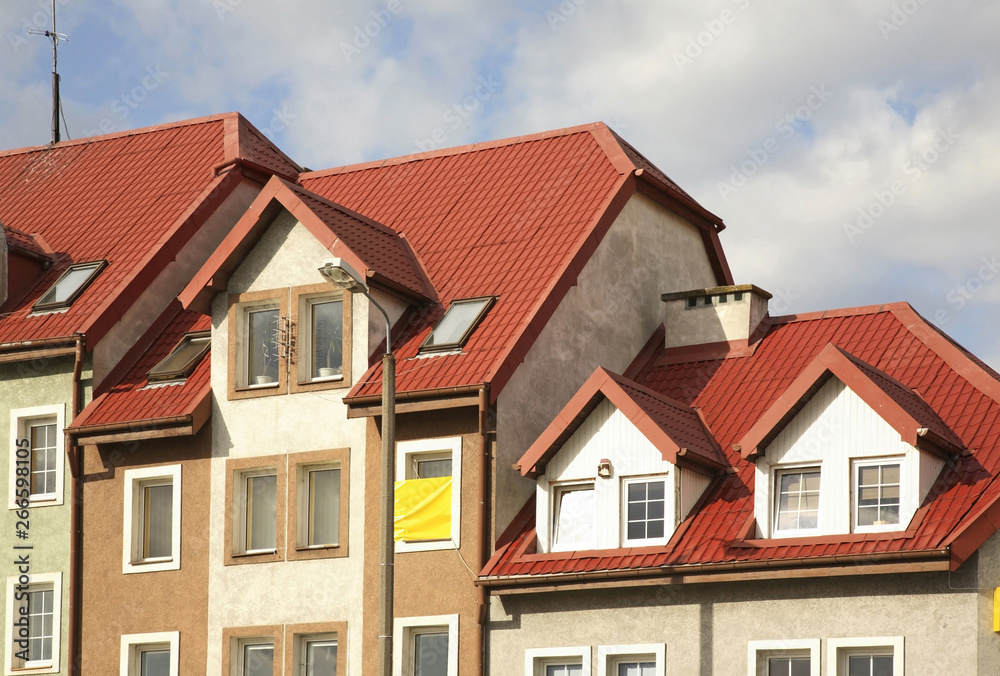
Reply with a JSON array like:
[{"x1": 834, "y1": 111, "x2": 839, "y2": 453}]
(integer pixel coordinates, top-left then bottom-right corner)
[
  {"x1": 769, "y1": 301, "x2": 910, "y2": 325},
  {"x1": 300, "y1": 121, "x2": 613, "y2": 179},
  {"x1": 0, "y1": 112, "x2": 238, "y2": 159}
]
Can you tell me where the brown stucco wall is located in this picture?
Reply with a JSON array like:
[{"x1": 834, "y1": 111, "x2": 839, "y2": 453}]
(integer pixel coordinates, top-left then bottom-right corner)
[
  {"x1": 362, "y1": 406, "x2": 489, "y2": 675},
  {"x1": 80, "y1": 424, "x2": 212, "y2": 675}
]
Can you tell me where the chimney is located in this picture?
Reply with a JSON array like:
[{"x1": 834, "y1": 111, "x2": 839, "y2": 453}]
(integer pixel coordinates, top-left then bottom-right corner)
[{"x1": 660, "y1": 284, "x2": 771, "y2": 349}]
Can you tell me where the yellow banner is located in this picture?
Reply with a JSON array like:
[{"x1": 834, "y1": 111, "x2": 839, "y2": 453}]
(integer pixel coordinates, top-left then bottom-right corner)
[{"x1": 393, "y1": 477, "x2": 452, "y2": 542}]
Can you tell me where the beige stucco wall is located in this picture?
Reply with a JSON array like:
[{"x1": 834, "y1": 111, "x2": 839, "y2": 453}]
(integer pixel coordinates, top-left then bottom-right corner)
[
  {"x1": 93, "y1": 179, "x2": 262, "y2": 385},
  {"x1": 488, "y1": 556, "x2": 998, "y2": 675},
  {"x1": 206, "y1": 212, "x2": 370, "y2": 674},
  {"x1": 495, "y1": 192, "x2": 719, "y2": 534}
]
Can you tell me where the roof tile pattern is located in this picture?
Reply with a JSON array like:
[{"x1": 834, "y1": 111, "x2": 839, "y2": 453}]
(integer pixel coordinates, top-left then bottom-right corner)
[
  {"x1": 483, "y1": 304, "x2": 1000, "y2": 579},
  {"x1": 73, "y1": 308, "x2": 210, "y2": 427},
  {"x1": 0, "y1": 113, "x2": 296, "y2": 345},
  {"x1": 282, "y1": 180, "x2": 431, "y2": 298},
  {"x1": 301, "y1": 125, "x2": 647, "y2": 398},
  {"x1": 3, "y1": 223, "x2": 51, "y2": 258}
]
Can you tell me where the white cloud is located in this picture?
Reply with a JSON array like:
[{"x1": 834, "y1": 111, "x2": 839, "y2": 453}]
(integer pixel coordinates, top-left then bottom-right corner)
[{"x1": 3, "y1": 0, "x2": 1000, "y2": 366}]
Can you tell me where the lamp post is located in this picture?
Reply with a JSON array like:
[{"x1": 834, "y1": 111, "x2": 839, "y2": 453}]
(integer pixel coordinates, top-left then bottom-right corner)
[{"x1": 319, "y1": 258, "x2": 395, "y2": 676}]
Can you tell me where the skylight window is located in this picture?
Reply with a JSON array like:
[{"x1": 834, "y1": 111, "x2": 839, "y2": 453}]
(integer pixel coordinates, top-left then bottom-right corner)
[
  {"x1": 147, "y1": 331, "x2": 210, "y2": 382},
  {"x1": 33, "y1": 261, "x2": 106, "y2": 311},
  {"x1": 420, "y1": 297, "x2": 494, "y2": 352}
]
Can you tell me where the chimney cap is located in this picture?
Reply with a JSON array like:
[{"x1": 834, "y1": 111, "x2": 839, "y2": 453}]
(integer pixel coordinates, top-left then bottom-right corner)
[{"x1": 661, "y1": 284, "x2": 771, "y2": 303}]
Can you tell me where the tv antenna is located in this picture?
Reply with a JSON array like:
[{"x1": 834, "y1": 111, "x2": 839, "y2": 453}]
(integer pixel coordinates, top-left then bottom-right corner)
[{"x1": 27, "y1": 0, "x2": 69, "y2": 144}]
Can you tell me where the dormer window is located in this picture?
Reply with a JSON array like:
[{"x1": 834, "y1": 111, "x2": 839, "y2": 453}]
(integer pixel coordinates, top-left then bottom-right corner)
[
  {"x1": 33, "y1": 260, "x2": 106, "y2": 311},
  {"x1": 854, "y1": 460, "x2": 900, "y2": 529},
  {"x1": 420, "y1": 296, "x2": 494, "y2": 352},
  {"x1": 774, "y1": 468, "x2": 821, "y2": 533},
  {"x1": 147, "y1": 331, "x2": 210, "y2": 382}
]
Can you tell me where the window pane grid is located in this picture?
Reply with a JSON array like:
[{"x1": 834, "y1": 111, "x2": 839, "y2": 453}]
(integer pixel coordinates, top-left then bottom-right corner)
[
  {"x1": 143, "y1": 483, "x2": 173, "y2": 559},
  {"x1": 140, "y1": 648, "x2": 170, "y2": 676},
  {"x1": 310, "y1": 300, "x2": 343, "y2": 379},
  {"x1": 856, "y1": 464, "x2": 901, "y2": 526},
  {"x1": 247, "y1": 308, "x2": 280, "y2": 384},
  {"x1": 246, "y1": 474, "x2": 277, "y2": 551},
  {"x1": 625, "y1": 480, "x2": 666, "y2": 541},
  {"x1": 776, "y1": 470, "x2": 820, "y2": 531},
  {"x1": 308, "y1": 468, "x2": 340, "y2": 547},
  {"x1": 413, "y1": 631, "x2": 448, "y2": 676},
  {"x1": 546, "y1": 665, "x2": 583, "y2": 676},
  {"x1": 243, "y1": 642, "x2": 274, "y2": 676},
  {"x1": 26, "y1": 589, "x2": 54, "y2": 662},
  {"x1": 617, "y1": 661, "x2": 656, "y2": 676},
  {"x1": 30, "y1": 422, "x2": 58, "y2": 496},
  {"x1": 304, "y1": 637, "x2": 338, "y2": 676},
  {"x1": 553, "y1": 485, "x2": 596, "y2": 549},
  {"x1": 767, "y1": 656, "x2": 810, "y2": 676},
  {"x1": 847, "y1": 654, "x2": 893, "y2": 676}
]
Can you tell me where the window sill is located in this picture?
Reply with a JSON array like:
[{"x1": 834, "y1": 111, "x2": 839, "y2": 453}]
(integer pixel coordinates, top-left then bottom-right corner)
[
  {"x1": 295, "y1": 544, "x2": 340, "y2": 551},
  {"x1": 240, "y1": 381, "x2": 279, "y2": 390},
  {"x1": 129, "y1": 557, "x2": 174, "y2": 566},
  {"x1": 233, "y1": 548, "x2": 277, "y2": 557},
  {"x1": 306, "y1": 375, "x2": 343, "y2": 383}
]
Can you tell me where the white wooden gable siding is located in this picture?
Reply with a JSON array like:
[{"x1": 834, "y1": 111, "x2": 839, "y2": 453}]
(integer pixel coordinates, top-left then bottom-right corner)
[
  {"x1": 754, "y1": 377, "x2": 945, "y2": 538},
  {"x1": 537, "y1": 398, "x2": 683, "y2": 552}
]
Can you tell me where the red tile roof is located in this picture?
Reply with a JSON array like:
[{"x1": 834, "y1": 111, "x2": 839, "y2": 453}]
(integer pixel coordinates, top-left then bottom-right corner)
[
  {"x1": 0, "y1": 112, "x2": 301, "y2": 347},
  {"x1": 737, "y1": 342, "x2": 964, "y2": 459},
  {"x1": 299, "y1": 122, "x2": 730, "y2": 402},
  {"x1": 69, "y1": 302, "x2": 211, "y2": 434},
  {"x1": 518, "y1": 367, "x2": 726, "y2": 477},
  {"x1": 482, "y1": 302, "x2": 1000, "y2": 582},
  {"x1": 180, "y1": 177, "x2": 434, "y2": 313},
  {"x1": 3, "y1": 223, "x2": 53, "y2": 260}
]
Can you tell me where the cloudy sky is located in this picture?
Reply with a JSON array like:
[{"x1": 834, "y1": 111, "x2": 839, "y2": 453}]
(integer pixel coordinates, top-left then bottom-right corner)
[{"x1": 4, "y1": 0, "x2": 1000, "y2": 366}]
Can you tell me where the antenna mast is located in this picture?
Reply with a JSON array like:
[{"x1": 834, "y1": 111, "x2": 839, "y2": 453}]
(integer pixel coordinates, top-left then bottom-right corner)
[{"x1": 27, "y1": 0, "x2": 69, "y2": 144}]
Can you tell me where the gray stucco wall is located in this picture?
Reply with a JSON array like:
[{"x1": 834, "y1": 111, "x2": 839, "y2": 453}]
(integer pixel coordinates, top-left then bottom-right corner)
[
  {"x1": 488, "y1": 558, "x2": 996, "y2": 675},
  {"x1": 495, "y1": 192, "x2": 720, "y2": 535}
]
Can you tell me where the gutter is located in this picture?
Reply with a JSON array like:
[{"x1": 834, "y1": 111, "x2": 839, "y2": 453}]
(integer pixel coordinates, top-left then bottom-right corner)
[
  {"x1": 0, "y1": 336, "x2": 79, "y2": 364},
  {"x1": 479, "y1": 548, "x2": 952, "y2": 593},
  {"x1": 476, "y1": 385, "x2": 491, "y2": 676},
  {"x1": 66, "y1": 335, "x2": 84, "y2": 676}
]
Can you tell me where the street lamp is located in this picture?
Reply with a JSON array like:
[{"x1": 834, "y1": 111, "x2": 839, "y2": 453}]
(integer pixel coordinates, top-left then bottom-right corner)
[{"x1": 319, "y1": 258, "x2": 395, "y2": 676}]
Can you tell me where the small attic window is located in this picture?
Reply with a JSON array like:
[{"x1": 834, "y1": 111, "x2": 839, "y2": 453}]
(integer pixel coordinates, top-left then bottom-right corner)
[
  {"x1": 420, "y1": 297, "x2": 494, "y2": 352},
  {"x1": 33, "y1": 260, "x2": 106, "y2": 311},
  {"x1": 147, "y1": 331, "x2": 210, "y2": 382}
]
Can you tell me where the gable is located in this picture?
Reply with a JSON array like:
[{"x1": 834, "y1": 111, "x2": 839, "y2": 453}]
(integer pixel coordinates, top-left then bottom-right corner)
[{"x1": 754, "y1": 377, "x2": 946, "y2": 539}]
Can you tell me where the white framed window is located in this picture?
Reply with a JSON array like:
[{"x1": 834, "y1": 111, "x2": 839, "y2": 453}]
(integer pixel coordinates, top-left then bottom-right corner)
[
  {"x1": 122, "y1": 465, "x2": 181, "y2": 574},
  {"x1": 119, "y1": 631, "x2": 178, "y2": 676},
  {"x1": 296, "y1": 464, "x2": 341, "y2": 548},
  {"x1": 748, "y1": 639, "x2": 819, "y2": 676},
  {"x1": 621, "y1": 477, "x2": 668, "y2": 546},
  {"x1": 302, "y1": 295, "x2": 344, "y2": 382},
  {"x1": 853, "y1": 460, "x2": 901, "y2": 532},
  {"x1": 236, "y1": 468, "x2": 279, "y2": 554},
  {"x1": 827, "y1": 637, "x2": 903, "y2": 676},
  {"x1": 294, "y1": 633, "x2": 339, "y2": 676},
  {"x1": 4, "y1": 572, "x2": 61, "y2": 675},
  {"x1": 773, "y1": 467, "x2": 821, "y2": 535},
  {"x1": 524, "y1": 646, "x2": 591, "y2": 676},
  {"x1": 395, "y1": 437, "x2": 462, "y2": 552},
  {"x1": 393, "y1": 614, "x2": 458, "y2": 676},
  {"x1": 597, "y1": 644, "x2": 664, "y2": 676},
  {"x1": 233, "y1": 638, "x2": 275, "y2": 676},
  {"x1": 8, "y1": 404, "x2": 65, "y2": 509},
  {"x1": 551, "y1": 483, "x2": 596, "y2": 552}
]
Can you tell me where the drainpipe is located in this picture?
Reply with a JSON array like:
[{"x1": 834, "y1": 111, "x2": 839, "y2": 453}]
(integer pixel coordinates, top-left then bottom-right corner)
[
  {"x1": 477, "y1": 384, "x2": 491, "y2": 676},
  {"x1": 66, "y1": 335, "x2": 83, "y2": 676}
]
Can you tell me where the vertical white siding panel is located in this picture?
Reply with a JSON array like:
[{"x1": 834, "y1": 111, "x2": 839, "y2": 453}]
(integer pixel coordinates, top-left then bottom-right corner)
[{"x1": 757, "y1": 377, "x2": 941, "y2": 538}]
